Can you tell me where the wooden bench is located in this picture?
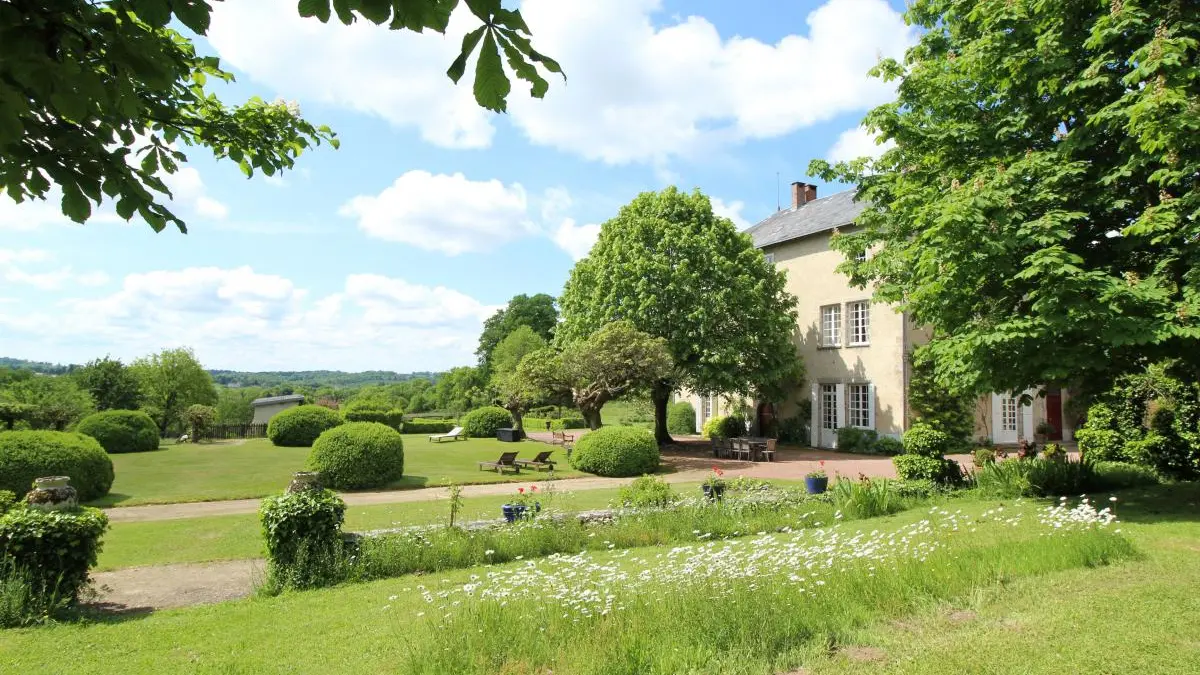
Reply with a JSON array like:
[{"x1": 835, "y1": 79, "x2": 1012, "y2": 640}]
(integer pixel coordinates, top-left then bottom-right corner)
[
  {"x1": 551, "y1": 430, "x2": 575, "y2": 445},
  {"x1": 478, "y1": 451, "x2": 520, "y2": 474}
]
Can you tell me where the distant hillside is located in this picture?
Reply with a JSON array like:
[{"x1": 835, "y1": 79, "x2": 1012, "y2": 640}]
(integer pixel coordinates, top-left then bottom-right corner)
[{"x1": 1, "y1": 357, "x2": 440, "y2": 389}]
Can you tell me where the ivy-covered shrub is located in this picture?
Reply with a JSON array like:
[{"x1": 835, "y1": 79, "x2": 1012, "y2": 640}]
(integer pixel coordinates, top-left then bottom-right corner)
[
  {"x1": 267, "y1": 405, "x2": 344, "y2": 447},
  {"x1": 0, "y1": 491, "x2": 14, "y2": 515},
  {"x1": 836, "y1": 427, "x2": 879, "y2": 453},
  {"x1": 0, "y1": 506, "x2": 109, "y2": 609},
  {"x1": 666, "y1": 402, "x2": 697, "y2": 435},
  {"x1": 872, "y1": 436, "x2": 905, "y2": 456},
  {"x1": 569, "y1": 426, "x2": 660, "y2": 477},
  {"x1": 401, "y1": 419, "x2": 457, "y2": 434},
  {"x1": 259, "y1": 488, "x2": 347, "y2": 591},
  {"x1": 902, "y1": 423, "x2": 952, "y2": 458},
  {"x1": 307, "y1": 422, "x2": 405, "y2": 490},
  {"x1": 342, "y1": 405, "x2": 405, "y2": 429},
  {"x1": 908, "y1": 350, "x2": 975, "y2": 448},
  {"x1": 461, "y1": 406, "x2": 513, "y2": 438},
  {"x1": 1075, "y1": 427, "x2": 1127, "y2": 462},
  {"x1": 893, "y1": 454, "x2": 960, "y2": 484},
  {"x1": 616, "y1": 475, "x2": 677, "y2": 508},
  {"x1": 75, "y1": 410, "x2": 160, "y2": 454},
  {"x1": 0, "y1": 431, "x2": 114, "y2": 501}
]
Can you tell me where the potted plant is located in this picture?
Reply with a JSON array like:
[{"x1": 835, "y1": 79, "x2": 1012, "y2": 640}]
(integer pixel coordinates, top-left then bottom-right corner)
[
  {"x1": 1016, "y1": 438, "x2": 1038, "y2": 460},
  {"x1": 1034, "y1": 420, "x2": 1057, "y2": 443},
  {"x1": 501, "y1": 485, "x2": 541, "y2": 522},
  {"x1": 805, "y1": 461, "x2": 829, "y2": 494},
  {"x1": 701, "y1": 466, "x2": 726, "y2": 501}
]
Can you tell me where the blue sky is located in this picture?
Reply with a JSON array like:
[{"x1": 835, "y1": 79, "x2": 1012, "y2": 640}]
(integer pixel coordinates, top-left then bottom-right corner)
[{"x1": 0, "y1": 0, "x2": 913, "y2": 372}]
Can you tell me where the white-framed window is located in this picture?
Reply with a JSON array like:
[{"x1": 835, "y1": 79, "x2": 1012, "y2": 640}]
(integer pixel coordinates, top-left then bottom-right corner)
[
  {"x1": 820, "y1": 304, "x2": 842, "y2": 347},
  {"x1": 702, "y1": 395, "x2": 713, "y2": 421},
  {"x1": 1001, "y1": 397, "x2": 1018, "y2": 432},
  {"x1": 855, "y1": 249, "x2": 868, "y2": 262},
  {"x1": 848, "y1": 301, "x2": 870, "y2": 346},
  {"x1": 763, "y1": 252, "x2": 775, "y2": 264},
  {"x1": 820, "y1": 384, "x2": 839, "y2": 430},
  {"x1": 848, "y1": 383, "x2": 872, "y2": 428}
]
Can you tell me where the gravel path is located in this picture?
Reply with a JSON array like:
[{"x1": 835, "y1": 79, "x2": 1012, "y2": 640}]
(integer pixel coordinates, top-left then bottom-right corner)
[{"x1": 87, "y1": 560, "x2": 261, "y2": 613}]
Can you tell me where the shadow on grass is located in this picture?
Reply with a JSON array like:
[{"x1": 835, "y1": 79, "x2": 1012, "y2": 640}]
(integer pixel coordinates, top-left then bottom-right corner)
[
  {"x1": 1104, "y1": 482, "x2": 1200, "y2": 525},
  {"x1": 85, "y1": 493, "x2": 133, "y2": 508}
]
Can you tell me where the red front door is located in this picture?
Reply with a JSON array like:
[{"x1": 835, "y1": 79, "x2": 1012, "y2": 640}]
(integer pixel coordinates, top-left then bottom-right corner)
[{"x1": 1045, "y1": 390, "x2": 1064, "y2": 441}]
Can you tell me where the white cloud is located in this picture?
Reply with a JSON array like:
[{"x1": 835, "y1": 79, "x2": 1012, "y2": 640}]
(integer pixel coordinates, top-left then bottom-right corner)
[
  {"x1": 162, "y1": 168, "x2": 230, "y2": 220},
  {"x1": 0, "y1": 267, "x2": 500, "y2": 371},
  {"x1": 710, "y1": 197, "x2": 751, "y2": 229},
  {"x1": 340, "y1": 171, "x2": 535, "y2": 255},
  {"x1": 0, "y1": 249, "x2": 51, "y2": 264},
  {"x1": 826, "y1": 125, "x2": 895, "y2": 164},
  {"x1": 0, "y1": 249, "x2": 110, "y2": 291},
  {"x1": 205, "y1": 0, "x2": 915, "y2": 165},
  {"x1": 552, "y1": 219, "x2": 601, "y2": 261}
]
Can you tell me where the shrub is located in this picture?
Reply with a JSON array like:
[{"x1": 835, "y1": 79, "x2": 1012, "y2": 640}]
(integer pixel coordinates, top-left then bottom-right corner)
[
  {"x1": 1042, "y1": 442, "x2": 1066, "y2": 461},
  {"x1": 259, "y1": 488, "x2": 347, "y2": 591},
  {"x1": 776, "y1": 415, "x2": 809, "y2": 444},
  {"x1": 180, "y1": 404, "x2": 217, "y2": 441},
  {"x1": 666, "y1": 402, "x2": 697, "y2": 435},
  {"x1": 267, "y1": 405, "x2": 344, "y2": 447},
  {"x1": 701, "y1": 415, "x2": 727, "y2": 439},
  {"x1": 1091, "y1": 461, "x2": 1161, "y2": 491},
  {"x1": 617, "y1": 475, "x2": 677, "y2": 509},
  {"x1": 525, "y1": 417, "x2": 588, "y2": 432},
  {"x1": 1075, "y1": 428, "x2": 1127, "y2": 462},
  {"x1": 977, "y1": 457, "x2": 1097, "y2": 498},
  {"x1": 893, "y1": 453, "x2": 959, "y2": 484},
  {"x1": 902, "y1": 423, "x2": 951, "y2": 458},
  {"x1": 307, "y1": 422, "x2": 405, "y2": 490},
  {"x1": 836, "y1": 427, "x2": 879, "y2": 454},
  {"x1": 402, "y1": 419, "x2": 457, "y2": 434},
  {"x1": 342, "y1": 405, "x2": 405, "y2": 429},
  {"x1": 0, "y1": 431, "x2": 114, "y2": 501},
  {"x1": 702, "y1": 414, "x2": 747, "y2": 439},
  {"x1": 461, "y1": 406, "x2": 513, "y2": 438},
  {"x1": 973, "y1": 447, "x2": 997, "y2": 468},
  {"x1": 75, "y1": 410, "x2": 159, "y2": 454},
  {"x1": 0, "y1": 491, "x2": 14, "y2": 515},
  {"x1": 569, "y1": 426, "x2": 660, "y2": 477},
  {"x1": 0, "y1": 506, "x2": 108, "y2": 612},
  {"x1": 872, "y1": 436, "x2": 905, "y2": 456}
]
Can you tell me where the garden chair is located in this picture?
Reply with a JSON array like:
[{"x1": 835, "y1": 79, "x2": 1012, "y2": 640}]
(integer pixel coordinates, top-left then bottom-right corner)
[
  {"x1": 429, "y1": 426, "x2": 466, "y2": 443},
  {"x1": 515, "y1": 450, "x2": 556, "y2": 471},
  {"x1": 758, "y1": 438, "x2": 776, "y2": 462},
  {"x1": 733, "y1": 438, "x2": 752, "y2": 461},
  {"x1": 478, "y1": 451, "x2": 521, "y2": 474}
]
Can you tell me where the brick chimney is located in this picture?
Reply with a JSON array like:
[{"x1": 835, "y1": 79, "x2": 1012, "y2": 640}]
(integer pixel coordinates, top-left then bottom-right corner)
[{"x1": 791, "y1": 181, "x2": 817, "y2": 209}]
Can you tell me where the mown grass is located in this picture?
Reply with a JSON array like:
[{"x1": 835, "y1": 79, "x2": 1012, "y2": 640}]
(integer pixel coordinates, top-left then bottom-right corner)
[
  {"x1": 88, "y1": 436, "x2": 587, "y2": 507},
  {"x1": 0, "y1": 493, "x2": 1145, "y2": 674}
]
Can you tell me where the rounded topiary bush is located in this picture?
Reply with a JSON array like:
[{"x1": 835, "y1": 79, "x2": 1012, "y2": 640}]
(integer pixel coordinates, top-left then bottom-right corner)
[
  {"x1": 667, "y1": 402, "x2": 697, "y2": 435},
  {"x1": 268, "y1": 405, "x2": 344, "y2": 447},
  {"x1": 307, "y1": 422, "x2": 405, "y2": 490},
  {"x1": 76, "y1": 410, "x2": 160, "y2": 454},
  {"x1": 569, "y1": 426, "x2": 660, "y2": 477},
  {"x1": 461, "y1": 406, "x2": 513, "y2": 438},
  {"x1": 0, "y1": 431, "x2": 115, "y2": 501},
  {"x1": 902, "y1": 422, "x2": 951, "y2": 457}
]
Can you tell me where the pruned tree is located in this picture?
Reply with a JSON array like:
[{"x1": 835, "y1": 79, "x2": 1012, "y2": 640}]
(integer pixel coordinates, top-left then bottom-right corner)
[
  {"x1": 181, "y1": 403, "x2": 217, "y2": 442},
  {"x1": 559, "y1": 187, "x2": 803, "y2": 443},
  {"x1": 810, "y1": 0, "x2": 1200, "y2": 397},
  {"x1": 131, "y1": 347, "x2": 218, "y2": 435},
  {"x1": 2, "y1": 1, "x2": 560, "y2": 232},
  {"x1": 488, "y1": 326, "x2": 548, "y2": 436},
  {"x1": 518, "y1": 321, "x2": 674, "y2": 430}
]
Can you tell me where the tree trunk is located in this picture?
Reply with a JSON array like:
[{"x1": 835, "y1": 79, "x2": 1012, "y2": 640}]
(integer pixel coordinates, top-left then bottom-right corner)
[
  {"x1": 581, "y1": 406, "x2": 603, "y2": 430},
  {"x1": 652, "y1": 381, "x2": 673, "y2": 445},
  {"x1": 512, "y1": 410, "x2": 526, "y2": 438}
]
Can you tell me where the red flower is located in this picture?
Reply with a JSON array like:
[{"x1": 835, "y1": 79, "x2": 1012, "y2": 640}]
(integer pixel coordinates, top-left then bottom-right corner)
[
  {"x1": 819, "y1": 460, "x2": 826, "y2": 467},
  {"x1": 518, "y1": 487, "x2": 525, "y2": 494},
  {"x1": 530, "y1": 485, "x2": 539, "y2": 492}
]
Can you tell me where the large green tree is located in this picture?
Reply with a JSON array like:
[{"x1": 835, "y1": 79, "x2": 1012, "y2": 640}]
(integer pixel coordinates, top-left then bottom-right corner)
[
  {"x1": 73, "y1": 356, "x2": 142, "y2": 410},
  {"x1": 131, "y1": 347, "x2": 218, "y2": 434},
  {"x1": 559, "y1": 188, "x2": 802, "y2": 443},
  {"x1": 518, "y1": 321, "x2": 674, "y2": 430},
  {"x1": 0, "y1": 369, "x2": 95, "y2": 430},
  {"x1": 811, "y1": 0, "x2": 1200, "y2": 397},
  {"x1": 488, "y1": 326, "x2": 548, "y2": 436},
  {"x1": 1, "y1": 0, "x2": 560, "y2": 232},
  {"x1": 475, "y1": 293, "x2": 559, "y2": 374},
  {"x1": 215, "y1": 386, "x2": 264, "y2": 425},
  {"x1": 432, "y1": 366, "x2": 486, "y2": 413}
]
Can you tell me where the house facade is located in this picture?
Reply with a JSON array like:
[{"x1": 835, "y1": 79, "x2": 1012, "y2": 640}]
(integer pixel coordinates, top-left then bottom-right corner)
[
  {"x1": 250, "y1": 394, "x2": 306, "y2": 425},
  {"x1": 686, "y1": 182, "x2": 1074, "y2": 448}
]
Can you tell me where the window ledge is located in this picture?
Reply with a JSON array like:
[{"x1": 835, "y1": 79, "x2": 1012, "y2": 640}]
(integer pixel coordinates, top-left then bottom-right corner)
[
  {"x1": 817, "y1": 345, "x2": 842, "y2": 350},
  {"x1": 847, "y1": 342, "x2": 871, "y2": 348}
]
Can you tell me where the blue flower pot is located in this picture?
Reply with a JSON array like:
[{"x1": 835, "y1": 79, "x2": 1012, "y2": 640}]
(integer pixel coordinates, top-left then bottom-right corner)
[
  {"x1": 501, "y1": 503, "x2": 541, "y2": 522},
  {"x1": 805, "y1": 476, "x2": 829, "y2": 494},
  {"x1": 701, "y1": 484, "x2": 726, "y2": 501}
]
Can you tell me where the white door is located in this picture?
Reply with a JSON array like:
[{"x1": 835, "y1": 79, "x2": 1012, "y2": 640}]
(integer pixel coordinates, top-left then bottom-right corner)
[
  {"x1": 819, "y1": 383, "x2": 842, "y2": 448},
  {"x1": 992, "y1": 392, "x2": 1032, "y2": 444}
]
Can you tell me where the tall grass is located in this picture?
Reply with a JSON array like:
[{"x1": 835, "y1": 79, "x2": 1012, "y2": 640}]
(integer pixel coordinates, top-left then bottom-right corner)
[
  {"x1": 0, "y1": 564, "x2": 71, "y2": 628},
  {"x1": 977, "y1": 457, "x2": 1161, "y2": 498},
  {"x1": 398, "y1": 514, "x2": 1132, "y2": 674},
  {"x1": 830, "y1": 477, "x2": 909, "y2": 519}
]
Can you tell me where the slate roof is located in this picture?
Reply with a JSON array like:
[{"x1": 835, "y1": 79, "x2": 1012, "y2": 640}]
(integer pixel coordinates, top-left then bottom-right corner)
[
  {"x1": 250, "y1": 394, "x2": 306, "y2": 406},
  {"x1": 744, "y1": 188, "x2": 865, "y2": 249}
]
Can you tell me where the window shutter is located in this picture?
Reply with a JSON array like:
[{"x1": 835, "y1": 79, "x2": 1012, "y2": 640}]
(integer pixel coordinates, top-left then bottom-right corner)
[
  {"x1": 867, "y1": 384, "x2": 876, "y2": 430},
  {"x1": 835, "y1": 383, "x2": 846, "y2": 430},
  {"x1": 809, "y1": 382, "x2": 819, "y2": 447}
]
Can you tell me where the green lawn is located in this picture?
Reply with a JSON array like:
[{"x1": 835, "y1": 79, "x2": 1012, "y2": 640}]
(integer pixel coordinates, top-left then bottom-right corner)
[
  {"x1": 3, "y1": 487, "x2": 1183, "y2": 673},
  {"x1": 96, "y1": 484, "x2": 637, "y2": 570},
  {"x1": 89, "y1": 435, "x2": 587, "y2": 507}
]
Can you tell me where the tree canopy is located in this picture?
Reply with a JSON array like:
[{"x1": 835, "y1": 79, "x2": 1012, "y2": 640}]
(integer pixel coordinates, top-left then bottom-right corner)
[
  {"x1": 476, "y1": 293, "x2": 559, "y2": 374},
  {"x1": 130, "y1": 347, "x2": 218, "y2": 434},
  {"x1": 73, "y1": 356, "x2": 142, "y2": 411},
  {"x1": 2, "y1": 0, "x2": 560, "y2": 232},
  {"x1": 559, "y1": 187, "x2": 802, "y2": 442},
  {"x1": 0, "y1": 367, "x2": 95, "y2": 430},
  {"x1": 811, "y1": 0, "x2": 1199, "y2": 397},
  {"x1": 488, "y1": 326, "x2": 548, "y2": 434}
]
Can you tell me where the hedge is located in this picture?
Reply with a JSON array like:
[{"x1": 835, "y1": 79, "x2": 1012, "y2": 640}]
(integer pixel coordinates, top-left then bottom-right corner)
[
  {"x1": 75, "y1": 410, "x2": 160, "y2": 454},
  {"x1": 524, "y1": 417, "x2": 587, "y2": 432},
  {"x1": 569, "y1": 426, "x2": 660, "y2": 477},
  {"x1": 0, "y1": 506, "x2": 108, "y2": 610},
  {"x1": 307, "y1": 422, "x2": 405, "y2": 490},
  {"x1": 402, "y1": 420, "x2": 457, "y2": 434},
  {"x1": 462, "y1": 407, "x2": 513, "y2": 438},
  {"x1": 666, "y1": 402, "x2": 697, "y2": 435},
  {"x1": 342, "y1": 406, "x2": 405, "y2": 429},
  {"x1": 267, "y1": 405, "x2": 344, "y2": 447},
  {"x1": 0, "y1": 431, "x2": 114, "y2": 501}
]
